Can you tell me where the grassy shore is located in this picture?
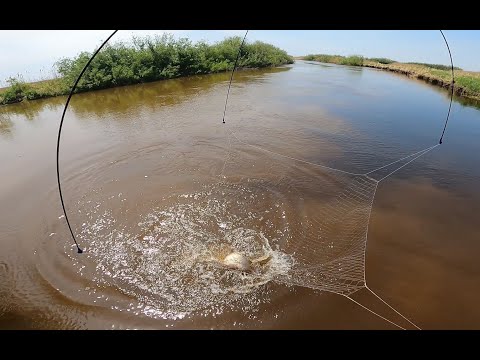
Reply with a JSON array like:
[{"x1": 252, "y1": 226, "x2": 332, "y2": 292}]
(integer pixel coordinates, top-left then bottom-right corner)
[
  {"x1": 302, "y1": 54, "x2": 480, "y2": 102},
  {"x1": 0, "y1": 35, "x2": 293, "y2": 106}
]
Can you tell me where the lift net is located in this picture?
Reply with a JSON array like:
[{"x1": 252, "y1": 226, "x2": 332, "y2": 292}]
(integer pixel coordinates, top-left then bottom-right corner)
[
  {"x1": 56, "y1": 30, "x2": 453, "y2": 329},
  {"x1": 218, "y1": 128, "x2": 379, "y2": 296}
]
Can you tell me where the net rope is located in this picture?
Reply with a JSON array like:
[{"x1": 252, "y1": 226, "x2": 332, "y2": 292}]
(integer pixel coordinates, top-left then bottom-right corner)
[
  {"x1": 56, "y1": 30, "x2": 455, "y2": 330},
  {"x1": 219, "y1": 124, "x2": 433, "y2": 329},
  {"x1": 215, "y1": 30, "x2": 454, "y2": 329}
]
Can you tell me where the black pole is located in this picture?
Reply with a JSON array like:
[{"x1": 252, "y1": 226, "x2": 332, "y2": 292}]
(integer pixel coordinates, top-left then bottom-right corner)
[
  {"x1": 222, "y1": 30, "x2": 249, "y2": 124},
  {"x1": 56, "y1": 30, "x2": 118, "y2": 253},
  {"x1": 439, "y1": 30, "x2": 455, "y2": 145}
]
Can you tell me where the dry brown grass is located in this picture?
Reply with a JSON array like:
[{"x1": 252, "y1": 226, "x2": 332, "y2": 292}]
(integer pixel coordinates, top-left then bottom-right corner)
[
  {"x1": 363, "y1": 60, "x2": 480, "y2": 101},
  {"x1": 300, "y1": 54, "x2": 480, "y2": 103}
]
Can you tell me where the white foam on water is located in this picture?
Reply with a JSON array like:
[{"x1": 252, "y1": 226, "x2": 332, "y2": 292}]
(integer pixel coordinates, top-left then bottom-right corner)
[{"x1": 77, "y1": 182, "x2": 295, "y2": 320}]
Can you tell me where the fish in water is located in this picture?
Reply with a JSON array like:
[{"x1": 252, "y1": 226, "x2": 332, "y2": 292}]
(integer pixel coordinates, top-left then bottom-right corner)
[{"x1": 221, "y1": 252, "x2": 272, "y2": 272}]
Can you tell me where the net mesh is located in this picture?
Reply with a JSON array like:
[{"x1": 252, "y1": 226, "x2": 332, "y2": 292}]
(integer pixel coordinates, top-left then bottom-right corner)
[
  {"x1": 220, "y1": 129, "x2": 378, "y2": 296},
  {"x1": 52, "y1": 30, "x2": 455, "y2": 329}
]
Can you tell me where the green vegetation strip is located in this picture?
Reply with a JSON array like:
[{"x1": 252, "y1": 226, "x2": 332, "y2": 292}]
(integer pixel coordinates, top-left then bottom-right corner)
[
  {"x1": 0, "y1": 35, "x2": 293, "y2": 105},
  {"x1": 302, "y1": 54, "x2": 480, "y2": 102}
]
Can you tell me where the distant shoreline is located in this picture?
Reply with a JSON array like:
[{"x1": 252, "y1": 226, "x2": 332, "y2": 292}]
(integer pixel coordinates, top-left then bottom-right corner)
[{"x1": 298, "y1": 55, "x2": 480, "y2": 103}]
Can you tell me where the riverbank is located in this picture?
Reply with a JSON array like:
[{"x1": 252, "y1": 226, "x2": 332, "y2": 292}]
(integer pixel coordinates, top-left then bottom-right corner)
[
  {"x1": 300, "y1": 55, "x2": 480, "y2": 102},
  {"x1": 0, "y1": 35, "x2": 293, "y2": 106}
]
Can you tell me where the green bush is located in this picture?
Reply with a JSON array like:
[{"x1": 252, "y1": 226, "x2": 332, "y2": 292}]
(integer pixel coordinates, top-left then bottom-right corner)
[
  {"x1": 304, "y1": 54, "x2": 343, "y2": 64},
  {"x1": 303, "y1": 54, "x2": 363, "y2": 66},
  {"x1": 340, "y1": 55, "x2": 364, "y2": 66},
  {"x1": 368, "y1": 57, "x2": 396, "y2": 64},
  {"x1": 56, "y1": 34, "x2": 294, "y2": 93},
  {"x1": 303, "y1": 54, "x2": 316, "y2": 61},
  {"x1": 1, "y1": 34, "x2": 293, "y2": 105},
  {"x1": 1, "y1": 77, "x2": 31, "y2": 104}
]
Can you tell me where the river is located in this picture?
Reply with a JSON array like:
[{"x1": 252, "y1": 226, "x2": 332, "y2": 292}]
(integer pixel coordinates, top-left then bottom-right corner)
[{"x1": 1, "y1": 61, "x2": 480, "y2": 329}]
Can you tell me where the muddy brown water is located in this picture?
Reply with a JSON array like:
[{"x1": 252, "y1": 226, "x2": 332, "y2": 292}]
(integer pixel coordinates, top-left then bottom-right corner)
[{"x1": 1, "y1": 61, "x2": 480, "y2": 329}]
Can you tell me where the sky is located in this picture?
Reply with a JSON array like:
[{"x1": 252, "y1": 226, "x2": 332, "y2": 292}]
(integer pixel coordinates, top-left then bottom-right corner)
[{"x1": 0, "y1": 30, "x2": 479, "y2": 87}]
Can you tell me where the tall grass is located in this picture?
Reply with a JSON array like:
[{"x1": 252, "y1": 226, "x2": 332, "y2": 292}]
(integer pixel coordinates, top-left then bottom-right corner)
[
  {"x1": 368, "y1": 57, "x2": 396, "y2": 64},
  {"x1": 0, "y1": 34, "x2": 293, "y2": 105},
  {"x1": 0, "y1": 77, "x2": 66, "y2": 105},
  {"x1": 304, "y1": 54, "x2": 459, "y2": 70},
  {"x1": 301, "y1": 53, "x2": 480, "y2": 102},
  {"x1": 456, "y1": 76, "x2": 480, "y2": 93},
  {"x1": 0, "y1": 77, "x2": 31, "y2": 104},
  {"x1": 340, "y1": 55, "x2": 364, "y2": 66},
  {"x1": 304, "y1": 54, "x2": 364, "y2": 66},
  {"x1": 304, "y1": 54, "x2": 343, "y2": 63},
  {"x1": 407, "y1": 62, "x2": 462, "y2": 71},
  {"x1": 363, "y1": 60, "x2": 480, "y2": 101}
]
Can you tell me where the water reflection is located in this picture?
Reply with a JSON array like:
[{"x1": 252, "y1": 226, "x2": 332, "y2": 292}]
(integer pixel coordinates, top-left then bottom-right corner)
[
  {"x1": 1, "y1": 61, "x2": 480, "y2": 329},
  {"x1": 369, "y1": 177, "x2": 480, "y2": 329},
  {"x1": 68, "y1": 67, "x2": 291, "y2": 119},
  {"x1": 0, "y1": 66, "x2": 291, "y2": 126},
  {"x1": 452, "y1": 95, "x2": 480, "y2": 111},
  {"x1": 0, "y1": 116, "x2": 14, "y2": 138},
  {"x1": 1, "y1": 96, "x2": 65, "y2": 121}
]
